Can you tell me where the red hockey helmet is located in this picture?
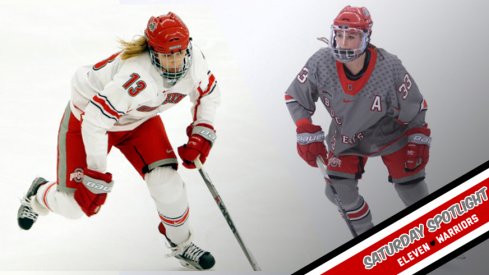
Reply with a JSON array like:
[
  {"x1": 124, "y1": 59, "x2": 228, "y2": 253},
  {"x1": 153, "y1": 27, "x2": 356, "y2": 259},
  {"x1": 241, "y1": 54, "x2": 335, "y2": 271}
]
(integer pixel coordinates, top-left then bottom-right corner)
[
  {"x1": 333, "y1": 6, "x2": 373, "y2": 33},
  {"x1": 145, "y1": 12, "x2": 190, "y2": 54},
  {"x1": 145, "y1": 12, "x2": 192, "y2": 83},
  {"x1": 330, "y1": 6, "x2": 373, "y2": 63}
]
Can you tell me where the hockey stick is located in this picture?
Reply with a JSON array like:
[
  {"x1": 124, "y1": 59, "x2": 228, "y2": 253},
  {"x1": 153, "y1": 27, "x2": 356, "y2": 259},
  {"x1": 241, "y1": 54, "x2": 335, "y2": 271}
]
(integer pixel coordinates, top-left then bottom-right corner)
[
  {"x1": 194, "y1": 158, "x2": 262, "y2": 271},
  {"x1": 316, "y1": 157, "x2": 358, "y2": 238}
]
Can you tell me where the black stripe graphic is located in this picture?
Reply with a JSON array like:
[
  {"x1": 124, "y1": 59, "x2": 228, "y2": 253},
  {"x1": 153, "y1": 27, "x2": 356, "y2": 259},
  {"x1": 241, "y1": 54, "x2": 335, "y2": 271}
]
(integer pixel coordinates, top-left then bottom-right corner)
[
  {"x1": 96, "y1": 93, "x2": 125, "y2": 115},
  {"x1": 293, "y1": 160, "x2": 489, "y2": 275},
  {"x1": 89, "y1": 101, "x2": 118, "y2": 121}
]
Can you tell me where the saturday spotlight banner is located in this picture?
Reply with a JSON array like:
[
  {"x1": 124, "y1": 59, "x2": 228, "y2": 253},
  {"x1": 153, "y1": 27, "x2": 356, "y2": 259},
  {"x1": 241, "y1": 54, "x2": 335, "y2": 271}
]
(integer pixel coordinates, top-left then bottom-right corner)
[{"x1": 295, "y1": 161, "x2": 489, "y2": 275}]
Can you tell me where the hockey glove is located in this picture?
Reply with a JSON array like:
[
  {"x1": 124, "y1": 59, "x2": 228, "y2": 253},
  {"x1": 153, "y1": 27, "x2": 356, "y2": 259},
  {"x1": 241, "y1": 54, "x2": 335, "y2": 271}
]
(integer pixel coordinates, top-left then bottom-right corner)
[
  {"x1": 296, "y1": 121, "x2": 328, "y2": 168},
  {"x1": 74, "y1": 169, "x2": 114, "y2": 217},
  {"x1": 178, "y1": 123, "x2": 216, "y2": 169},
  {"x1": 404, "y1": 126, "x2": 431, "y2": 171}
]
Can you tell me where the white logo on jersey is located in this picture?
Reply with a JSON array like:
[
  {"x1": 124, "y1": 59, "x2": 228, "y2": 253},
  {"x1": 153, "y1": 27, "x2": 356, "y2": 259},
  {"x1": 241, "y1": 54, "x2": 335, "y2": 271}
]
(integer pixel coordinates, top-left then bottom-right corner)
[
  {"x1": 341, "y1": 132, "x2": 365, "y2": 145},
  {"x1": 324, "y1": 97, "x2": 330, "y2": 107},
  {"x1": 323, "y1": 98, "x2": 343, "y2": 126},
  {"x1": 370, "y1": 95, "x2": 382, "y2": 112},
  {"x1": 398, "y1": 74, "x2": 413, "y2": 100},
  {"x1": 297, "y1": 67, "x2": 309, "y2": 83},
  {"x1": 69, "y1": 168, "x2": 84, "y2": 183},
  {"x1": 328, "y1": 157, "x2": 342, "y2": 167}
]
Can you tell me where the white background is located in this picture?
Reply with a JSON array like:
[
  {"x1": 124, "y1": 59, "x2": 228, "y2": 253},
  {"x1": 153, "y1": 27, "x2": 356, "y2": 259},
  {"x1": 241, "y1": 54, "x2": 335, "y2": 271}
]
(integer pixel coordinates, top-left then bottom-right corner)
[{"x1": 1, "y1": 0, "x2": 489, "y2": 274}]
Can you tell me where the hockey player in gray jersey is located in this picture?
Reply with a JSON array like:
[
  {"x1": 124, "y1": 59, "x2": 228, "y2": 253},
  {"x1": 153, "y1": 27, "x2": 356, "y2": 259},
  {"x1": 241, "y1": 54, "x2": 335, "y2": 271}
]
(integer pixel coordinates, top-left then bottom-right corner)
[{"x1": 285, "y1": 6, "x2": 431, "y2": 235}]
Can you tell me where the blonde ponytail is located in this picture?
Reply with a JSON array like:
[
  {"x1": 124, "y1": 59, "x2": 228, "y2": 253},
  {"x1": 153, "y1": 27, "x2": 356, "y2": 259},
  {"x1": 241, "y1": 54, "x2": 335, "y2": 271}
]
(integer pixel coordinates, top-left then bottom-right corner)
[{"x1": 119, "y1": 36, "x2": 148, "y2": 60}]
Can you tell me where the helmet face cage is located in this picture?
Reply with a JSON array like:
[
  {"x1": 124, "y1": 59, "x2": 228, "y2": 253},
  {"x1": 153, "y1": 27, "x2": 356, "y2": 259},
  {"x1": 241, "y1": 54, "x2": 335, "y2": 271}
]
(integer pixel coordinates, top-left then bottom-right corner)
[
  {"x1": 330, "y1": 25, "x2": 370, "y2": 63},
  {"x1": 149, "y1": 42, "x2": 193, "y2": 84}
]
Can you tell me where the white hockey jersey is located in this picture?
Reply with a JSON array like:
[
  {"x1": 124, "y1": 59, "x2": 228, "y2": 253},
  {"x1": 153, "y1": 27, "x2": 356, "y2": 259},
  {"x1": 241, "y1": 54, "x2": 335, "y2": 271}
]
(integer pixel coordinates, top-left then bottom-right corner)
[{"x1": 70, "y1": 45, "x2": 220, "y2": 172}]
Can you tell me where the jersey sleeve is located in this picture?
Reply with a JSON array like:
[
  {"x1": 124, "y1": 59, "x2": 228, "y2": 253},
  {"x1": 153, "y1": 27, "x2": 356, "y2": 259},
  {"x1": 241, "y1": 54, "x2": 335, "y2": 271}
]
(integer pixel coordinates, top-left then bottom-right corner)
[
  {"x1": 393, "y1": 59, "x2": 426, "y2": 125},
  {"x1": 188, "y1": 50, "x2": 221, "y2": 126},
  {"x1": 81, "y1": 74, "x2": 132, "y2": 172},
  {"x1": 285, "y1": 52, "x2": 320, "y2": 125}
]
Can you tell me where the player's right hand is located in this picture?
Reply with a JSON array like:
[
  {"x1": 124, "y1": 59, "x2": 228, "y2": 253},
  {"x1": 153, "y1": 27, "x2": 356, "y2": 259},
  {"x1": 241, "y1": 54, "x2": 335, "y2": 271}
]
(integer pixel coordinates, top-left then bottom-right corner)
[
  {"x1": 296, "y1": 121, "x2": 328, "y2": 167},
  {"x1": 74, "y1": 169, "x2": 114, "y2": 217}
]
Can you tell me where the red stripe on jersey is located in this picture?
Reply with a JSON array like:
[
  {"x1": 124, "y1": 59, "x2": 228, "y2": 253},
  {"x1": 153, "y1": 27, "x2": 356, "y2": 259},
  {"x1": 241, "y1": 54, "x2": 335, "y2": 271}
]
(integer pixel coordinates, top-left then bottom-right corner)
[
  {"x1": 159, "y1": 207, "x2": 190, "y2": 227},
  {"x1": 197, "y1": 74, "x2": 216, "y2": 96},
  {"x1": 193, "y1": 97, "x2": 202, "y2": 122},
  {"x1": 421, "y1": 99, "x2": 428, "y2": 111},
  {"x1": 347, "y1": 201, "x2": 370, "y2": 220},
  {"x1": 92, "y1": 95, "x2": 122, "y2": 120},
  {"x1": 285, "y1": 94, "x2": 298, "y2": 104},
  {"x1": 193, "y1": 73, "x2": 216, "y2": 121},
  {"x1": 285, "y1": 94, "x2": 294, "y2": 100}
]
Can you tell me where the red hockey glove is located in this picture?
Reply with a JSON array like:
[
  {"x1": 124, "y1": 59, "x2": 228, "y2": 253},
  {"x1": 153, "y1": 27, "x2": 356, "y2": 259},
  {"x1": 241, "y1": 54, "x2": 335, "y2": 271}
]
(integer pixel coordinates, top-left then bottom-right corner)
[
  {"x1": 74, "y1": 169, "x2": 113, "y2": 217},
  {"x1": 178, "y1": 123, "x2": 216, "y2": 169},
  {"x1": 296, "y1": 121, "x2": 327, "y2": 168},
  {"x1": 404, "y1": 126, "x2": 431, "y2": 171}
]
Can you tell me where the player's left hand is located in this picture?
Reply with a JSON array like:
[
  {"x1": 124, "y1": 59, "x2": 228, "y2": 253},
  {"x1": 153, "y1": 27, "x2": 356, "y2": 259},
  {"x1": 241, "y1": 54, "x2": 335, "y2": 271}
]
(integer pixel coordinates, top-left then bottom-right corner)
[
  {"x1": 404, "y1": 126, "x2": 431, "y2": 171},
  {"x1": 178, "y1": 123, "x2": 216, "y2": 169}
]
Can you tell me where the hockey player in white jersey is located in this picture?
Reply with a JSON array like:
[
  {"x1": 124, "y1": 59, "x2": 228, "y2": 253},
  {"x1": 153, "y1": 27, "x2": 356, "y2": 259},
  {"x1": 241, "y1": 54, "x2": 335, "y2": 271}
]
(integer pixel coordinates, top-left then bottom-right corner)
[
  {"x1": 285, "y1": 6, "x2": 431, "y2": 235},
  {"x1": 17, "y1": 12, "x2": 219, "y2": 270}
]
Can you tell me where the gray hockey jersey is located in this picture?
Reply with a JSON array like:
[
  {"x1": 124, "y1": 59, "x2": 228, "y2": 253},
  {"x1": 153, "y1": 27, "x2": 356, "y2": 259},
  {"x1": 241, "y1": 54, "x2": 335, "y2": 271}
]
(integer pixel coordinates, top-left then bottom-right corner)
[{"x1": 285, "y1": 46, "x2": 427, "y2": 157}]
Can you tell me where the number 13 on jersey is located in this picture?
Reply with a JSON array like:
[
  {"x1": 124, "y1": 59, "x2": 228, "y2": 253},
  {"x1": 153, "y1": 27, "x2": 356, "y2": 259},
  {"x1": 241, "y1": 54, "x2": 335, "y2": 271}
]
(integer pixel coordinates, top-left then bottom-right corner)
[{"x1": 122, "y1": 73, "x2": 146, "y2": 97}]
